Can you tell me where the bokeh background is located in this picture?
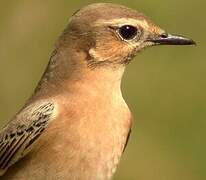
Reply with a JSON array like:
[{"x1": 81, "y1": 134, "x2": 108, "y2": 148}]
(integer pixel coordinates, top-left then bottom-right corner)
[{"x1": 0, "y1": 0, "x2": 205, "y2": 179}]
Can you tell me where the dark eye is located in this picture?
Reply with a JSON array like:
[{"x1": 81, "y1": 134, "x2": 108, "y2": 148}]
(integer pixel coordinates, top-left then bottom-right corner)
[{"x1": 118, "y1": 25, "x2": 138, "y2": 40}]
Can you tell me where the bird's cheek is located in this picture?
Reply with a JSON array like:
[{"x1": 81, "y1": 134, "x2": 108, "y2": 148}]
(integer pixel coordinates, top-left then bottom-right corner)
[{"x1": 89, "y1": 40, "x2": 129, "y2": 63}]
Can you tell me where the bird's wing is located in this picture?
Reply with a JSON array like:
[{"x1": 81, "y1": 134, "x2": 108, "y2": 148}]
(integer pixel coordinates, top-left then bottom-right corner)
[
  {"x1": 123, "y1": 115, "x2": 133, "y2": 153},
  {"x1": 123, "y1": 128, "x2": 131, "y2": 152},
  {"x1": 0, "y1": 101, "x2": 55, "y2": 176}
]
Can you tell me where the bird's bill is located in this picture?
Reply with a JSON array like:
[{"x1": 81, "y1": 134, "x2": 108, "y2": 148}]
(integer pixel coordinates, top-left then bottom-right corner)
[{"x1": 148, "y1": 33, "x2": 196, "y2": 45}]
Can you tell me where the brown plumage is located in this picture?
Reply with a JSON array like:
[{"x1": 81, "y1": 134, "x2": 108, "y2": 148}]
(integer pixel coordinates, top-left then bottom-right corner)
[{"x1": 0, "y1": 3, "x2": 195, "y2": 180}]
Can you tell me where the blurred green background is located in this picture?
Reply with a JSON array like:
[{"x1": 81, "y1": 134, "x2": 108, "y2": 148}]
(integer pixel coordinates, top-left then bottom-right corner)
[{"x1": 0, "y1": 0, "x2": 205, "y2": 179}]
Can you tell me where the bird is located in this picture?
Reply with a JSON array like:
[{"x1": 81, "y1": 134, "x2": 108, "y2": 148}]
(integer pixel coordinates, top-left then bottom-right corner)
[{"x1": 0, "y1": 3, "x2": 195, "y2": 180}]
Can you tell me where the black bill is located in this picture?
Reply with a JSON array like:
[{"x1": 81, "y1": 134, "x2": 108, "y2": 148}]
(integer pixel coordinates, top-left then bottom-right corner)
[{"x1": 148, "y1": 33, "x2": 196, "y2": 45}]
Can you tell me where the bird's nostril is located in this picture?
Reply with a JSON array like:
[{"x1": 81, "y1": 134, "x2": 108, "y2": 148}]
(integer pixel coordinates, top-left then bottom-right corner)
[{"x1": 160, "y1": 33, "x2": 168, "y2": 38}]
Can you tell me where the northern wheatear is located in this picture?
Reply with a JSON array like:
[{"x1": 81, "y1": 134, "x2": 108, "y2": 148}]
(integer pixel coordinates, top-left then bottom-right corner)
[{"x1": 0, "y1": 3, "x2": 195, "y2": 180}]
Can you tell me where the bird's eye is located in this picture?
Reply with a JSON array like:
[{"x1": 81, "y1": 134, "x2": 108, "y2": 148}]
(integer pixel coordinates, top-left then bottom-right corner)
[{"x1": 118, "y1": 25, "x2": 138, "y2": 40}]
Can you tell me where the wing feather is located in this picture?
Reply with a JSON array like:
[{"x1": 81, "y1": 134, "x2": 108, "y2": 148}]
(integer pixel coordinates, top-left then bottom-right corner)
[
  {"x1": 0, "y1": 135, "x2": 27, "y2": 169},
  {"x1": 0, "y1": 101, "x2": 55, "y2": 176}
]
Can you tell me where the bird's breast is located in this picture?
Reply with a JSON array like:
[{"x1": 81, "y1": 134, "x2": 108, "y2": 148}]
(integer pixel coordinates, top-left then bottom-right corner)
[
  {"x1": 43, "y1": 94, "x2": 132, "y2": 179},
  {"x1": 16, "y1": 93, "x2": 132, "y2": 180}
]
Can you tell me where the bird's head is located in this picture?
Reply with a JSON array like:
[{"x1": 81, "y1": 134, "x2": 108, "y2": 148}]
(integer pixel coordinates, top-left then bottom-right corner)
[{"x1": 59, "y1": 3, "x2": 195, "y2": 68}]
